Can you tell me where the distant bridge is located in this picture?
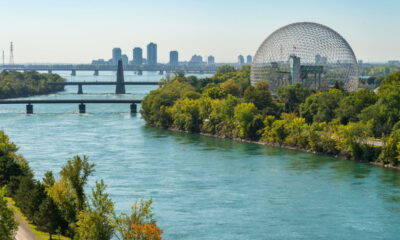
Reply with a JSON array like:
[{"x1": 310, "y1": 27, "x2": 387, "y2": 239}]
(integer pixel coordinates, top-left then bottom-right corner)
[
  {"x1": 0, "y1": 99, "x2": 142, "y2": 114},
  {"x1": 1, "y1": 64, "x2": 217, "y2": 75},
  {"x1": 48, "y1": 81, "x2": 161, "y2": 94}
]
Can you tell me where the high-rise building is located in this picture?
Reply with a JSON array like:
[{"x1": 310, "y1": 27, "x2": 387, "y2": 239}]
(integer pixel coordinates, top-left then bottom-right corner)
[
  {"x1": 147, "y1": 42, "x2": 157, "y2": 65},
  {"x1": 238, "y1": 55, "x2": 245, "y2": 65},
  {"x1": 122, "y1": 54, "x2": 129, "y2": 66},
  {"x1": 169, "y1": 51, "x2": 179, "y2": 66},
  {"x1": 189, "y1": 55, "x2": 203, "y2": 66},
  {"x1": 132, "y1": 47, "x2": 143, "y2": 65},
  {"x1": 246, "y1": 55, "x2": 252, "y2": 64},
  {"x1": 207, "y1": 55, "x2": 215, "y2": 65},
  {"x1": 112, "y1": 48, "x2": 122, "y2": 65}
]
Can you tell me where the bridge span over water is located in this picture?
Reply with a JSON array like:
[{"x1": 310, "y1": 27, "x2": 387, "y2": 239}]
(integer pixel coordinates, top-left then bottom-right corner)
[
  {"x1": 1, "y1": 64, "x2": 217, "y2": 75},
  {"x1": 48, "y1": 81, "x2": 161, "y2": 94},
  {"x1": 0, "y1": 99, "x2": 141, "y2": 114}
]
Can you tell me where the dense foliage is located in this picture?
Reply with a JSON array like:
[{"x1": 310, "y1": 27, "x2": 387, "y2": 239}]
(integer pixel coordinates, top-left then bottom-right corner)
[
  {"x1": 0, "y1": 187, "x2": 18, "y2": 240},
  {"x1": 0, "y1": 70, "x2": 65, "y2": 99},
  {"x1": 142, "y1": 66, "x2": 400, "y2": 166},
  {"x1": 0, "y1": 131, "x2": 162, "y2": 240}
]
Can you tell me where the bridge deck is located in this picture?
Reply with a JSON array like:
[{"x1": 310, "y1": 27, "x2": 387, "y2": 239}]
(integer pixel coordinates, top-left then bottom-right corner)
[
  {"x1": 48, "y1": 81, "x2": 160, "y2": 85},
  {"x1": 0, "y1": 99, "x2": 141, "y2": 104}
]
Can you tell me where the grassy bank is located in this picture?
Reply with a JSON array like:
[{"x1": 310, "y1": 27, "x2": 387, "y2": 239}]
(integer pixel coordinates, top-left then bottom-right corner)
[{"x1": 6, "y1": 197, "x2": 70, "y2": 240}]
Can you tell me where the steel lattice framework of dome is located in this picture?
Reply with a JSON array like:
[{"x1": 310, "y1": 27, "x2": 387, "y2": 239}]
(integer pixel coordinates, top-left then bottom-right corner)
[{"x1": 250, "y1": 22, "x2": 359, "y2": 93}]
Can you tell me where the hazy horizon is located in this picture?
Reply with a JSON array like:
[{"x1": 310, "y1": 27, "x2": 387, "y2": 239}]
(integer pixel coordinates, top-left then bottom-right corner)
[{"x1": 1, "y1": 0, "x2": 399, "y2": 64}]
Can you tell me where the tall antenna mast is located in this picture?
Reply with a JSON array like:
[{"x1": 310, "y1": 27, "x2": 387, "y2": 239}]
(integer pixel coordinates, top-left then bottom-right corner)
[{"x1": 9, "y1": 42, "x2": 14, "y2": 65}]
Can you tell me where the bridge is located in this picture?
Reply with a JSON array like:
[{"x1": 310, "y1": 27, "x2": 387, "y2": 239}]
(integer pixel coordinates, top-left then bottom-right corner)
[
  {"x1": 0, "y1": 99, "x2": 142, "y2": 114},
  {"x1": 1, "y1": 64, "x2": 217, "y2": 75},
  {"x1": 48, "y1": 81, "x2": 161, "y2": 94}
]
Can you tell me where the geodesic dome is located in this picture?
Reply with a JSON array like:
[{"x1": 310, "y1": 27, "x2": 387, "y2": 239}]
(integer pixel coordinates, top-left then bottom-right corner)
[{"x1": 250, "y1": 22, "x2": 358, "y2": 93}]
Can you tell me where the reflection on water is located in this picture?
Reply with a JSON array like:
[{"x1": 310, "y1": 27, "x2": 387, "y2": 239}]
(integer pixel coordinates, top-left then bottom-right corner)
[{"x1": 0, "y1": 71, "x2": 400, "y2": 239}]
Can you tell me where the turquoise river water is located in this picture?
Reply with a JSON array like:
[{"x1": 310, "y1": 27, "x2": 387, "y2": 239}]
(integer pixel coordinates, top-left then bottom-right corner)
[{"x1": 1, "y1": 71, "x2": 400, "y2": 239}]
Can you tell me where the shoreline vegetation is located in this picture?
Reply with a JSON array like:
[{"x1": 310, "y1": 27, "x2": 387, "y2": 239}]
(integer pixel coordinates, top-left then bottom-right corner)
[
  {"x1": 0, "y1": 131, "x2": 163, "y2": 240},
  {"x1": 141, "y1": 66, "x2": 400, "y2": 170},
  {"x1": 0, "y1": 70, "x2": 65, "y2": 99},
  {"x1": 165, "y1": 126, "x2": 400, "y2": 170}
]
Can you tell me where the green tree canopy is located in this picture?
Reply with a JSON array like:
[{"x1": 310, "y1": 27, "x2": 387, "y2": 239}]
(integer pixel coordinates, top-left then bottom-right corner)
[
  {"x1": 0, "y1": 187, "x2": 18, "y2": 240},
  {"x1": 75, "y1": 180, "x2": 115, "y2": 240}
]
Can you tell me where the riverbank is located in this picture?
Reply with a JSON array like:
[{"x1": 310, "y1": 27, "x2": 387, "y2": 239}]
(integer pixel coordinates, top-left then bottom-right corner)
[
  {"x1": 163, "y1": 126, "x2": 400, "y2": 171},
  {"x1": 6, "y1": 197, "x2": 70, "y2": 240}
]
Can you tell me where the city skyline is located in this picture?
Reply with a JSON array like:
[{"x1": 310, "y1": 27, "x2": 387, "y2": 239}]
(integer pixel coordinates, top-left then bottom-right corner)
[
  {"x1": 92, "y1": 45, "x2": 226, "y2": 66},
  {"x1": 0, "y1": 0, "x2": 399, "y2": 63}
]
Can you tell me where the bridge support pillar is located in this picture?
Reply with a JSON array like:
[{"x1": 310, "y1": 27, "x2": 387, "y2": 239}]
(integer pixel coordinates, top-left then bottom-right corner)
[
  {"x1": 94, "y1": 70, "x2": 99, "y2": 76},
  {"x1": 130, "y1": 103, "x2": 137, "y2": 113},
  {"x1": 71, "y1": 69, "x2": 76, "y2": 76},
  {"x1": 158, "y1": 70, "x2": 164, "y2": 75},
  {"x1": 77, "y1": 84, "x2": 83, "y2": 94},
  {"x1": 137, "y1": 70, "x2": 143, "y2": 75},
  {"x1": 79, "y1": 103, "x2": 86, "y2": 113},
  {"x1": 48, "y1": 70, "x2": 52, "y2": 74},
  {"x1": 26, "y1": 104, "x2": 33, "y2": 114},
  {"x1": 115, "y1": 60, "x2": 126, "y2": 94}
]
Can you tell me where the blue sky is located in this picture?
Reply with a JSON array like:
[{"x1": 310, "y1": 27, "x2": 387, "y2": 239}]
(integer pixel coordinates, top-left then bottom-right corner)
[{"x1": 0, "y1": 0, "x2": 399, "y2": 63}]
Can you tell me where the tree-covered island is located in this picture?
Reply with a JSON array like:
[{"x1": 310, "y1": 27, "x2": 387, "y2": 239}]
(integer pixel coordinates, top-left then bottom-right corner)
[
  {"x1": 0, "y1": 70, "x2": 65, "y2": 99},
  {"x1": 142, "y1": 66, "x2": 400, "y2": 168}
]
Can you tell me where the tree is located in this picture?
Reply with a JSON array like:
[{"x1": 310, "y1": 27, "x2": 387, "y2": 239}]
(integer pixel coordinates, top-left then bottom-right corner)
[
  {"x1": 281, "y1": 113, "x2": 309, "y2": 148},
  {"x1": 60, "y1": 155, "x2": 95, "y2": 212},
  {"x1": 359, "y1": 71, "x2": 400, "y2": 136},
  {"x1": 234, "y1": 103, "x2": 261, "y2": 139},
  {"x1": 114, "y1": 199, "x2": 162, "y2": 240},
  {"x1": 215, "y1": 65, "x2": 236, "y2": 75},
  {"x1": 379, "y1": 129, "x2": 400, "y2": 165},
  {"x1": 33, "y1": 197, "x2": 68, "y2": 240},
  {"x1": 0, "y1": 131, "x2": 32, "y2": 190},
  {"x1": 203, "y1": 87, "x2": 227, "y2": 99},
  {"x1": 335, "y1": 89, "x2": 377, "y2": 124},
  {"x1": 169, "y1": 98, "x2": 200, "y2": 131},
  {"x1": 182, "y1": 91, "x2": 201, "y2": 100},
  {"x1": 0, "y1": 187, "x2": 18, "y2": 240},
  {"x1": 262, "y1": 119, "x2": 287, "y2": 145},
  {"x1": 220, "y1": 81, "x2": 240, "y2": 97},
  {"x1": 338, "y1": 121, "x2": 374, "y2": 160},
  {"x1": 300, "y1": 89, "x2": 344, "y2": 123},
  {"x1": 47, "y1": 155, "x2": 95, "y2": 228},
  {"x1": 140, "y1": 79, "x2": 194, "y2": 127},
  {"x1": 307, "y1": 121, "x2": 341, "y2": 154},
  {"x1": 243, "y1": 81, "x2": 276, "y2": 114},
  {"x1": 277, "y1": 83, "x2": 312, "y2": 114},
  {"x1": 75, "y1": 180, "x2": 115, "y2": 240},
  {"x1": 14, "y1": 176, "x2": 46, "y2": 220}
]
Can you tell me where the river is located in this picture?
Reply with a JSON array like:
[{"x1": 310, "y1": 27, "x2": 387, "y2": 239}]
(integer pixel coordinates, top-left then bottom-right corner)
[{"x1": 1, "y1": 71, "x2": 400, "y2": 239}]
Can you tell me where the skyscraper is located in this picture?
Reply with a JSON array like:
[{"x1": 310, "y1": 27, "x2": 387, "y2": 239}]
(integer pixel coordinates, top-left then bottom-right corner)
[
  {"x1": 169, "y1": 51, "x2": 179, "y2": 66},
  {"x1": 122, "y1": 54, "x2": 129, "y2": 66},
  {"x1": 246, "y1": 55, "x2": 252, "y2": 64},
  {"x1": 207, "y1": 55, "x2": 215, "y2": 65},
  {"x1": 132, "y1": 47, "x2": 143, "y2": 65},
  {"x1": 112, "y1": 48, "x2": 122, "y2": 65},
  {"x1": 147, "y1": 42, "x2": 157, "y2": 65},
  {"x1": 238, "y1": 55, "x2": 245, "y2": 65}
]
